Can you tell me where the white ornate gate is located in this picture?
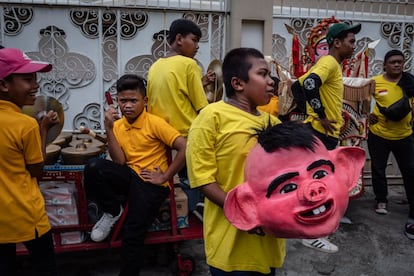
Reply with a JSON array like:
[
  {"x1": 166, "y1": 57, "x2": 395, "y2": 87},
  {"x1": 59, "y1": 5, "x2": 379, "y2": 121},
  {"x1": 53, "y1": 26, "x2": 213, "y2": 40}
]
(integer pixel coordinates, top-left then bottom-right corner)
[{"x1": 0, "y1": 2, "x2": 226, "y2": 132}]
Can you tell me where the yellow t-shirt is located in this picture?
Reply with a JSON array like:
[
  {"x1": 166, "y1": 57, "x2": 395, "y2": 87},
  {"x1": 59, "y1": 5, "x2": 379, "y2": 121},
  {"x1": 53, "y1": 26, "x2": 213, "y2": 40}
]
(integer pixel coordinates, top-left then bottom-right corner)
[
  {"x1": 0, "y1": 100, "x2": 51, "y2": 243},
  {"x1": 187, "y1": 101, "x2": 286, "y2": 273},
  {"x1": 301, "y1": 55, "x2": 344, "y2": 138},
  {"x1": 257, "y1": 95, "x2": 279, "y2": 116},
  {"x1": 147, "y1": 55, "x2": 209, "y2": 138},
  {"x1": 370, "y1": 74, "x2": 413, "y2": 140},
  {"x1": 113, "y1": 109, "x2": 181, "y2": 187}
]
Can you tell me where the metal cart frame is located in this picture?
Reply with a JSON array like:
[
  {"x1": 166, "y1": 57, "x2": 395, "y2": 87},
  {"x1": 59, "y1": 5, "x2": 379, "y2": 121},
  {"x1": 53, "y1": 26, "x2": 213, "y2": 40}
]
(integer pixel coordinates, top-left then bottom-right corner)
[{"x1": 16, "y1": 164, "x2": 203, "y2": 275}]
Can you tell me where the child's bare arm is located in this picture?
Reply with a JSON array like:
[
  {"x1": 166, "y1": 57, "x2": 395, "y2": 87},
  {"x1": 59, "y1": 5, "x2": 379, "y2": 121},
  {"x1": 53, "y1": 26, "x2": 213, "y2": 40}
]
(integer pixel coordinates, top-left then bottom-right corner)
[
  {"x1": 105, "y1": 128, "x2": 126, "y2": 164},
  {"x1": 39, "y1": 110, "x2": 60, "y2": 161},
  {"x1": 26, "y1": 163, "x2": 44, "y2": 180},
  {"x1": 200, "y1": 183, "x2": 227, "y2": 208},
  {"x1": 202, "y1": 69, "x2": 216, "y2": 87},
  {"x1": 140, "y1": 136, "x2": 186, "y2": 185},
  {"x1": 165, "y1": 136, "x2": 187, "y2": 180},
  {"x1": 29, "y1": 110, "x2": 60, "y2": 179},
  {"x1": 105, "y1": 106, "x2": 126, "y2": 164}
]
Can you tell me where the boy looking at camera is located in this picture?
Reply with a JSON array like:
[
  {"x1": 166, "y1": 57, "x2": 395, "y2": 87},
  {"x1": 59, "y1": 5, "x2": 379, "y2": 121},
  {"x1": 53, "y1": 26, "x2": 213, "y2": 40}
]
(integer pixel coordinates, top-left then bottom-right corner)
[{"x1": 84, "y1": 74, "x2": 186, "y2": 275}]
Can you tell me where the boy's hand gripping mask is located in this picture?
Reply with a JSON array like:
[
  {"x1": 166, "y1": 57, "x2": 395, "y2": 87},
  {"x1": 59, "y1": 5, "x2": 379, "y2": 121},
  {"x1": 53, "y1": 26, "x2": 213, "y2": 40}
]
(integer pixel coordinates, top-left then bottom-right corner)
[{"x1": 223, "y1": 121, "x2": 365, "y2": 239}]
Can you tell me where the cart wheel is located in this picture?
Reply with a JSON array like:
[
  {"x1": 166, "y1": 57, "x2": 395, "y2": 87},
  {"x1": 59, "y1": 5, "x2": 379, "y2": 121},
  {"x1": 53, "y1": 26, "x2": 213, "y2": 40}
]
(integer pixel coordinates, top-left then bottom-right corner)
[{"x1": 172, "y1": 254, "x2": 195, "y2": 276}]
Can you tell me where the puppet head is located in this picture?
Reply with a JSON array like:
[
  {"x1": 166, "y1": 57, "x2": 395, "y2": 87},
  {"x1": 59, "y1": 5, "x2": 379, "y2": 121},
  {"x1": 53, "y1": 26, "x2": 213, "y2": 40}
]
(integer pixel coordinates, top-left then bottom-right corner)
[
  {"x1": 307, "y1": 16, "x2": 340, "y2": 62},
  {"x1": 223, "y1": 121, "x2": 365, "y2": 238}
]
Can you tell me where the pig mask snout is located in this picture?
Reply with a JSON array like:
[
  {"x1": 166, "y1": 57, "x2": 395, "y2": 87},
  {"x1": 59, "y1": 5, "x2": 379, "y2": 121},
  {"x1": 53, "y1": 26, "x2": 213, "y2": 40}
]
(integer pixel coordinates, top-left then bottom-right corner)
[{"x1": 299, "y1": 181, "x2": 328, "y2": 203}]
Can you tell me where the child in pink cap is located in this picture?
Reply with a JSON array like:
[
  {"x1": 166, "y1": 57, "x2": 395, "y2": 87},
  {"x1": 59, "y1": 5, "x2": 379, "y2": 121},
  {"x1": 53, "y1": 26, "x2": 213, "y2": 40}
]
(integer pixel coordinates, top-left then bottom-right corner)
[{"x1": 0, "y1": 47, "x2": 59, "y2": 275}]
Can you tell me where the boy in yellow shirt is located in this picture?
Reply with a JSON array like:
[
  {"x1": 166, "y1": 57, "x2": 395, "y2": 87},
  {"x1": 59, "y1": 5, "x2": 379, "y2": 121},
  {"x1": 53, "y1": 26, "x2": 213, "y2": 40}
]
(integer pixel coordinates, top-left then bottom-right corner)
[
  {"x1": 147, "y1": 18, "x2": 210, "y2": 216},
  {"x1": 84, "y1": 74, "x2": 186, "y2": 275},
  {"x1": 0, "y1": 47, "x2": 59, "y2": 275},
  {"x1": 187, "y1": 48, "x2": 285, "y2": 275}
]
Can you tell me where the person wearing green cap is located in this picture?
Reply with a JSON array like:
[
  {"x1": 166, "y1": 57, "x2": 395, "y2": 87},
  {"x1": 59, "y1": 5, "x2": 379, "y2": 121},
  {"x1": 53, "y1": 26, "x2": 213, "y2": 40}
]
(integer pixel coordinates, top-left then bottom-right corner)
[
  {"x1": 300, "y1": 22, "x2": 361, "y2": 148},
  {"x1": 296, "y1": 22, "x2": 361, "y2": 253}
]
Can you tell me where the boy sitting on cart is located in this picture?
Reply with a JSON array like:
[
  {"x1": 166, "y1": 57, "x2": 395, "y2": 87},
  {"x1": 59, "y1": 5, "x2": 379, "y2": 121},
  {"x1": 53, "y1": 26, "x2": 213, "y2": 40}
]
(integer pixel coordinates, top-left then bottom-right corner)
[{"x1": 84, "y1": 74, "x2": 186, "y2": 275}]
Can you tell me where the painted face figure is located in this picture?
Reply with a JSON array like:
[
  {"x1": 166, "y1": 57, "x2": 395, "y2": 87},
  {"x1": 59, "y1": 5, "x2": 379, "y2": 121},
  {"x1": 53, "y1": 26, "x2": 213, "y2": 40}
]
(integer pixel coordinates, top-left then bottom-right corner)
[
  {"x1": 224, "y1": 122, "x2": 365, "y2": 238},
  {"x1": 314, "y1": 38, "x2": 329, "y2": 61}
]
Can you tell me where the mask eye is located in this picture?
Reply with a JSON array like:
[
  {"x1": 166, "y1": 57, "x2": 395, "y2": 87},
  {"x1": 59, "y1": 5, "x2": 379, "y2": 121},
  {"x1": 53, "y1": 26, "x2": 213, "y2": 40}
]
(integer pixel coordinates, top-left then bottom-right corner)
[
  {"x1": 313, "y1": 170, "x2": 328, "y2": 179},
  {"x1": 280, "y1": 183, "x2": 297, "y2": 194}
]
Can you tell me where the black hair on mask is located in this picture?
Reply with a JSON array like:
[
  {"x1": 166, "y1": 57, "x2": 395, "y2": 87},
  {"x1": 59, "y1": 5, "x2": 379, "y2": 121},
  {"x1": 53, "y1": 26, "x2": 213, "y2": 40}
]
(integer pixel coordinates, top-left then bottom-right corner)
[{"x1": 255, "y1": 121, "x2": 318, "y2": 153}]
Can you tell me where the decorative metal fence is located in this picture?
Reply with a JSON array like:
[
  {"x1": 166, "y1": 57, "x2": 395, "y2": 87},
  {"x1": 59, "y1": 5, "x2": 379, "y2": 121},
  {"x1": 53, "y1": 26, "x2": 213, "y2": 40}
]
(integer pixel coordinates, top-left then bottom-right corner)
[
  {"x1": 1, "y1": 0, "x2": 227, "y2": 11},
  {"x1": 0, "y1": 4, "x2": 226, "y2": 132}
]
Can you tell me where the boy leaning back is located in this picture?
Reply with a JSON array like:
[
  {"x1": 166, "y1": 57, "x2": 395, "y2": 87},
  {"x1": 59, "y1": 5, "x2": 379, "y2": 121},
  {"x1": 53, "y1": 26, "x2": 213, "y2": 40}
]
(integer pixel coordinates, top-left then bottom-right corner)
[
  {"x1": 84, "y1": 74, "x2": 186, "y2": 275},
  {"x1": 186, "y1": 48, "x2": 286, "y2": 275},
  {"x1": 0, "y1": 47, "x2": 59, "y2": 275}
]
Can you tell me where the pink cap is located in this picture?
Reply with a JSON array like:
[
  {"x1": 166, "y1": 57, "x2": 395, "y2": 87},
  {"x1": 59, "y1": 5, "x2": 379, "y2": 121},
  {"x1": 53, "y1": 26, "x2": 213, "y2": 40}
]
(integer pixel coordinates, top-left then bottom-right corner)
[{"x1": 0, "y1": 48, "x2": 52, "y2": 79}]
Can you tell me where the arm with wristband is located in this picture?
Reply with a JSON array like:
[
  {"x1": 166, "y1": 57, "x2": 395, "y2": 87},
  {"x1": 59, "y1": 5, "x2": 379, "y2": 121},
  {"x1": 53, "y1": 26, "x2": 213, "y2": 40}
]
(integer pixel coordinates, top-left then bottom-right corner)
[
  {"x1": 302, "y1": 73, "x2": 326, "y2": 119},
  {"x1": 302, "y1": 73, "x2": 337, "y2": 135}
]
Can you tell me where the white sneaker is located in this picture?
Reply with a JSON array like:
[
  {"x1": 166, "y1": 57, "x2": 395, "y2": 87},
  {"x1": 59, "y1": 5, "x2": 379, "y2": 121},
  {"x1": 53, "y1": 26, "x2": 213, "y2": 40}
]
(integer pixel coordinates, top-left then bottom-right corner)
[
  {"x1": 91, "y1": 205, "x2": 123, "y2": 242},
  {"x1": 340, "y1": 216, "x2": 352, "y2": 224},
  {"x1": 301, "y1": 238, "x2": 338, "y2": 253},
  {"x1": 375, "y1": 202, "x2": 388, "y2": 215}
]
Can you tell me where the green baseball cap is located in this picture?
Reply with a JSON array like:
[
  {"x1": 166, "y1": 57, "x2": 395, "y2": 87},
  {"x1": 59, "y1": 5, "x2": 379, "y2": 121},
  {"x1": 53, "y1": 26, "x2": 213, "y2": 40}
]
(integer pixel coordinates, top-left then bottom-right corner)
[{"x1": 326, "y1": 23, "x2": 361, "y2": 45}]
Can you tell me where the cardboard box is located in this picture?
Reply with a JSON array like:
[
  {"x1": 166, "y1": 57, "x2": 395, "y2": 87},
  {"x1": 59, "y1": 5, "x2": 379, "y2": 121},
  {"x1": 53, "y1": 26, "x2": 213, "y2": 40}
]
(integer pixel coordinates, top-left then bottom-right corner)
[{"x1": 149, "y1": 187, "x2": 189, "y2": 231}]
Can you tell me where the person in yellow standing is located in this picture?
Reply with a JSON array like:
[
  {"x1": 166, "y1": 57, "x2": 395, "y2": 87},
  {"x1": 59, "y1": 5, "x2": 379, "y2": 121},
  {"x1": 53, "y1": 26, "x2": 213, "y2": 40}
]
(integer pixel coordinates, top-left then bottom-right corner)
[
  {"x1": 147, "y1": 18, "x2": 210, "y2": 216},
  {"x1": 295, "y1": 22, "x2": 361, "y2": 253},
  {"x1": 299, "y1": 23, "x2": 361, "y2": 150},
  {"x1": 0, "y1": 47, "x2": 59, "y2": 275},
  {"x1": 186, "y1": 48, "x2": 285, "y2": 275},
  {"x1": 368, "y1": 49, "x2": 414, "y2": 240}
]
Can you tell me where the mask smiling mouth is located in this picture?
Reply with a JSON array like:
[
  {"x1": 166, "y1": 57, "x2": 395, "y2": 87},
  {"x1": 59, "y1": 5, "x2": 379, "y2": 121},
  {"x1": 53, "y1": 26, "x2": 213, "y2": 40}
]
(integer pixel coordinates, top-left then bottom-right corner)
[{"x1": 296, "y1": 199, "x2": 334, "y2": 224}]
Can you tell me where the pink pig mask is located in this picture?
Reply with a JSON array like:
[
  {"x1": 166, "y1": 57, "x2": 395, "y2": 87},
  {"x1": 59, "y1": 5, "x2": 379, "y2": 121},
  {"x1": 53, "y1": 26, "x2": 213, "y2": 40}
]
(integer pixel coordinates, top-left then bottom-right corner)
[{"x1": 223, "y1": 122, "x2": 365, "y2": 239}]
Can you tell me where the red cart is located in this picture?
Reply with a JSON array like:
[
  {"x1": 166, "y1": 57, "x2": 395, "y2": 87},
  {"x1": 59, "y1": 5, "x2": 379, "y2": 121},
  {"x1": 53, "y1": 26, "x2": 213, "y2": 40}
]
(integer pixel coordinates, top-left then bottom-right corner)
[{"x1": 16, "y1": 164, "x2": 203, "y2": 276}]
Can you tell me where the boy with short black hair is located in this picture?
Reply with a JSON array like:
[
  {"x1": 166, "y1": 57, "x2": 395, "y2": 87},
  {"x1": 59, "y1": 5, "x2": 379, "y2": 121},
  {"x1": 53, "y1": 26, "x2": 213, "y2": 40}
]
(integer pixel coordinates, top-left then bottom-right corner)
[
  {"x1": 0, "y1": 47, "x2": 59, "y2": 275},
  {"x1": 147, "y1": 18, "x2": 207, "y2": 138},
  {"x1": 84, "y1": 74, "x2": 186, "y2": 275},
  {"x1": 147, "y1": 18, "x2": 210, "y2": 215},
  {"x1": 300, "y1": 22, "x2": 361, "y2": 149},
  {"x1": 167, "y1": 18, "x2": 202, "y2": 45},
  {"x1": 186, "y1": 47, "x2": 286, "y2": 275}
]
